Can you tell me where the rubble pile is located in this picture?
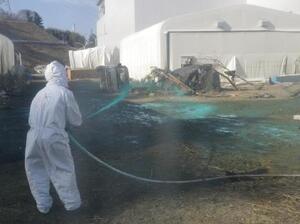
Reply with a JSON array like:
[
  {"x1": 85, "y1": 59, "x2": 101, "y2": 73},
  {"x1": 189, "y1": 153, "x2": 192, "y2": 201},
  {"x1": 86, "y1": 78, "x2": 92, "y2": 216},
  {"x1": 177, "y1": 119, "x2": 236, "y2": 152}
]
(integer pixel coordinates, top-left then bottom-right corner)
[{"x1": 145, "y1": 63, "x2": 239, "y2": 95}]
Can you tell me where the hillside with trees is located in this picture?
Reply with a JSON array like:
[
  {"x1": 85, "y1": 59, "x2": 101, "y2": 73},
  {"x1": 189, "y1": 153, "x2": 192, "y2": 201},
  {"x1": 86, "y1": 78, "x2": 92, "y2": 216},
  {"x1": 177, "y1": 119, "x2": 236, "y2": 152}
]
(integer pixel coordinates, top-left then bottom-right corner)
[
  {"x1": 46, "y1": 28, "x2": 86, "y2": 48},
  {"x1": 0, "y1": 8, "x2": 92, "y2": 70},
  {"x1": 17, "y1": 9, "x2": 44, "y2": 28}
]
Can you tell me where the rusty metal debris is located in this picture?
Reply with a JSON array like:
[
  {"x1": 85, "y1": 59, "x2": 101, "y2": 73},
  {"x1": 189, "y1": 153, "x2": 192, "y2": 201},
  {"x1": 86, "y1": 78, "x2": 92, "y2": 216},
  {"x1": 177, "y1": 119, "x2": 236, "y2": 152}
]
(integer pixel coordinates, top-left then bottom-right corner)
[
  {"x1": 146, "y1": 63, "x2": 240, "y2": 95},
  {"x1": 147, "y1": 67, "x2": 193, "y2": 94}
]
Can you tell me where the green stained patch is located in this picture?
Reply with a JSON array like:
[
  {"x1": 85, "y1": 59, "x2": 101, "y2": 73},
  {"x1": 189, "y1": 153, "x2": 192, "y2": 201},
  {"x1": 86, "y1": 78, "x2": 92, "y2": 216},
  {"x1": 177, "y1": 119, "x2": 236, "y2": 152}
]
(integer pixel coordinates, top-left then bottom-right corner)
[
  {"x1": 138, "y1": 99, "x2": 300, "y2": 174},
  {"x1": 142, "y1": 102, "x2": 216, "y2": 120}
]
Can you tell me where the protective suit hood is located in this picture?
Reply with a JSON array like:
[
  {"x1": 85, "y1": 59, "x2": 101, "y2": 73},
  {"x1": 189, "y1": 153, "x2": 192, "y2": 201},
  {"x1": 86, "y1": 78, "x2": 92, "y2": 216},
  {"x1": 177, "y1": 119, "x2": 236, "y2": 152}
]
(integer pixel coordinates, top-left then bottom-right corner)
[{"x1": 45, "y1": 61, "x2": 68, "y2": 88}]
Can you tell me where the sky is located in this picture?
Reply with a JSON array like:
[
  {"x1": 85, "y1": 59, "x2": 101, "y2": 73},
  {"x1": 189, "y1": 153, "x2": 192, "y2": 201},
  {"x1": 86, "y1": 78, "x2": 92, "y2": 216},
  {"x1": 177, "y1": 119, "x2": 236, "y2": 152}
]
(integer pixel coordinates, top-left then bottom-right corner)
[{"x1": 9, "y1": 0, "x2": 98, "y2": 37}]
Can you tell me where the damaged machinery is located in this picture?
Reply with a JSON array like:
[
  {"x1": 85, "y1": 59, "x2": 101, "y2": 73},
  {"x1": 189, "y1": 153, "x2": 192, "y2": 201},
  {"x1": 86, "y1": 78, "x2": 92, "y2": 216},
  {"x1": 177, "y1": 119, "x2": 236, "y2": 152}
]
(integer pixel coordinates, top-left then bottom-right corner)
[
  {"x1": 96, "y1": 64, "x2": 130, "y2": 92},
  {"x1": 68, "y1": 64, "x2": 130, "y2": 93},
  {"x1": 145, "y1": 62, "x2": 240, "y2": 95}
]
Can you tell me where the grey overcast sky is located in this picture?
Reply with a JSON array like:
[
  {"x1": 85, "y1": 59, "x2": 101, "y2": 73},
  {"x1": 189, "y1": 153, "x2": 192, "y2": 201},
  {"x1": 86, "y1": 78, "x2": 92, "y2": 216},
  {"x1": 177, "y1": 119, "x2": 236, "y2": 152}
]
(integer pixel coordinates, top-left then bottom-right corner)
[{"x1": 10, "y1": 0, "x2": 98, "y2": 37}]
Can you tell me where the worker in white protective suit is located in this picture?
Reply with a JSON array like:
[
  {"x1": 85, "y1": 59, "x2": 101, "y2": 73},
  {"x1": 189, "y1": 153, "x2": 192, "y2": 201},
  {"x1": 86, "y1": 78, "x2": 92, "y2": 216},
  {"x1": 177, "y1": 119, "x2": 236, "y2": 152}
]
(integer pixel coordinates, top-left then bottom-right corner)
[{"x1": 25, "y1": 61, "x2": 82, "y2": 214}]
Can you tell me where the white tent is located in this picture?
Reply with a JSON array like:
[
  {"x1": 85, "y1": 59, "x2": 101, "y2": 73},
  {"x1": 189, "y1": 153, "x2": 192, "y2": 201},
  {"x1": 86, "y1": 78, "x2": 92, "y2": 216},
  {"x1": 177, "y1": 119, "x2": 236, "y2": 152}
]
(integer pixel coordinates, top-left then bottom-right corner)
[
  {"x1": 120, "y1": 5, "x2": 300, "y2": 81},
  {"x1": 0, "y1": 34, "x2": 14, "y2": 75},
  {"x1": 69, "y1": 47, "x2": 119, "y2": 70}
]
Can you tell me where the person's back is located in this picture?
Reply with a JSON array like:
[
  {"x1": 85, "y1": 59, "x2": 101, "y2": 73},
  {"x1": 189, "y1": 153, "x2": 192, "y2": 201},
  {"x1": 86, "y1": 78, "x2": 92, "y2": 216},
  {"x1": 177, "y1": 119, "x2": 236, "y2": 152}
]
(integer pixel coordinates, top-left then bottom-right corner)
[
  {"x1": 29, "y1": 83, "x2": 81, "y2": 131},
  {"x1": 25, "y1": 61, "x2": 82, "y2": 214},
  {"x1": 30, "y1": 85, "x2": 67, "y2": 129}
]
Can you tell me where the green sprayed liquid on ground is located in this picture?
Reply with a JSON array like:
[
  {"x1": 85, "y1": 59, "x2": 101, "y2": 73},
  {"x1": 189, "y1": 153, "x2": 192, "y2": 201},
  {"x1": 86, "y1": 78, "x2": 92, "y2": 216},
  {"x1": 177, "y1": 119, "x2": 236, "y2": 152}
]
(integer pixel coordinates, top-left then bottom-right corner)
[{"x1": 140, "y1": 99, "x2": 300, "y2": 174}]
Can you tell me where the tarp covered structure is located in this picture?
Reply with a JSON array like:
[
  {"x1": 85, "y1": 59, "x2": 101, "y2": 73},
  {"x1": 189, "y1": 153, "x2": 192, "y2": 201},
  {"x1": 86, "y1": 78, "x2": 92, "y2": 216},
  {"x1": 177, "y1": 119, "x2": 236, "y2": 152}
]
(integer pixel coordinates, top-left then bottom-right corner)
[
  {"x1": 121, "y1": 5, "x2": 300, "y2": 81},
  {"x1": 69, "y1": 47, "x2": 118, "y2": 70},
  {"x1": 0, "y1": 34, "x2": 14, "y2": 75}
]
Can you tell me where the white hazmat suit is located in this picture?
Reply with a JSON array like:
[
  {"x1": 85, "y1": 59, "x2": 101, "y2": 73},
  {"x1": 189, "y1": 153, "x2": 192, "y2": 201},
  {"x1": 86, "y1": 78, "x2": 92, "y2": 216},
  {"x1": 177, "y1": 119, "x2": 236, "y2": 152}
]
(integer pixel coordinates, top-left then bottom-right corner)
[{"x1": 25, "y1": 61, "x2": 82, "y2": 214}]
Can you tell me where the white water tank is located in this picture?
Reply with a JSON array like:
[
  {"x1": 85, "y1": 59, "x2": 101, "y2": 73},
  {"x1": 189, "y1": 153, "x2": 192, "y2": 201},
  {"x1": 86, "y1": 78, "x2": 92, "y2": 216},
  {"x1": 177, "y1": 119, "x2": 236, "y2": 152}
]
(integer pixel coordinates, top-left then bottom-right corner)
[{"x1": 0, "y1": 34, "x2": 14, "y2": 74}]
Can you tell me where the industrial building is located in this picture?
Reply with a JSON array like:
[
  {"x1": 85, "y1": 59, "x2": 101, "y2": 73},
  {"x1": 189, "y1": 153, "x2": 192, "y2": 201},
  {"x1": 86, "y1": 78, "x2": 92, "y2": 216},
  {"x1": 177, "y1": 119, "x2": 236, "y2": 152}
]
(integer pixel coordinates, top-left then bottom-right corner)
[
  {"x1": 97, "y1": 0, "x2": 300, "y2": 51},
  {"x1": 120, "y1": 5, "x2": 300, "y2": 81},
  {"x1": 97, "y1": 0, "x2": 245, "y2": 50}
]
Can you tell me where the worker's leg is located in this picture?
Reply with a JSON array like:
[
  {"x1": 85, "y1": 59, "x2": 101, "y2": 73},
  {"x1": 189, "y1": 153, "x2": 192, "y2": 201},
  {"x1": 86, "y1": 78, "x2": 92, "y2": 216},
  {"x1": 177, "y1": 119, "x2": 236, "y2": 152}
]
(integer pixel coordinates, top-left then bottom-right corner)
[
  {"x1": 25, "y1": 131, "x2": 53, "y2": 214},
  {"x1": 43, "y1": 135, "x2": 81, "y2": 211}
]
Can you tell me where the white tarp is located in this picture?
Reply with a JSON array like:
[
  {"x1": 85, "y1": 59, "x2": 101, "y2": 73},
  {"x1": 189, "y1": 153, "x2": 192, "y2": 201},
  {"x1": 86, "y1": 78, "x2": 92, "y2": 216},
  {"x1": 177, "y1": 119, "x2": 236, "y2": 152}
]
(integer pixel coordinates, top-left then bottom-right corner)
[
  {"x1": 0, "y1": 34, "x2": 14, "y2": 75},
  {"x1": 121, "y1": 5, "x2": 300, "y2": 81},
  {"x1": 69, "y1": 47, "x2": 117, "y2": 70}
]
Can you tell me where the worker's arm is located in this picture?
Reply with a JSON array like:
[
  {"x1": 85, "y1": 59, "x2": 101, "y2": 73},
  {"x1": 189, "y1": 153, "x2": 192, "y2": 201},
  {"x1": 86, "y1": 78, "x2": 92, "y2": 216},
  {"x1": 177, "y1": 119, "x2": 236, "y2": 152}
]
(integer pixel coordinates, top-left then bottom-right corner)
[{"x1": 65, "y1": 90, "x2": 82, "y2": 127}]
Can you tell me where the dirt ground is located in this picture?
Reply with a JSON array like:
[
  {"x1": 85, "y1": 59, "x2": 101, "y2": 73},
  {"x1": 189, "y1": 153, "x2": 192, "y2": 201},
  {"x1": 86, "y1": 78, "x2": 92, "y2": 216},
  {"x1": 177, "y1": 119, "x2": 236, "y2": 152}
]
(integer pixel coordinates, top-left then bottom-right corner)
[{"x1": 1, "y1": 80, "x2": 300, "y2": 224}]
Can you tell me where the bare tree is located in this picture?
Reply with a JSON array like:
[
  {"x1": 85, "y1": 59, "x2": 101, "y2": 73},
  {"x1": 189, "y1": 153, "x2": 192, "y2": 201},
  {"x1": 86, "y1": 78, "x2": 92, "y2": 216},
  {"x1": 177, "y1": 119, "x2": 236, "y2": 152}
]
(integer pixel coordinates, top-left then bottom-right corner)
[{"x1": 17, "y1": 10, "x2": 44, "y2": 28}]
